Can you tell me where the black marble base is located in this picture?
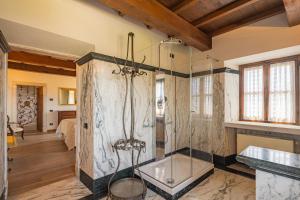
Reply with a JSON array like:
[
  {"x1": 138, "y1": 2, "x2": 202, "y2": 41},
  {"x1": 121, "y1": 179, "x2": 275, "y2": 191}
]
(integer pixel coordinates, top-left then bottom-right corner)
[
  {"x1": 215, "y1": 164, "x2": 255, "y2": 179},
  {"x1": 141, "y1": 169, "x2": 214, "y2": 200},
  {"x1": 0, "y1": 188, "x2": 6, "y2": 200},
  {"x1": 213, "y1": 154, "x2": 237, "y2": 166}
]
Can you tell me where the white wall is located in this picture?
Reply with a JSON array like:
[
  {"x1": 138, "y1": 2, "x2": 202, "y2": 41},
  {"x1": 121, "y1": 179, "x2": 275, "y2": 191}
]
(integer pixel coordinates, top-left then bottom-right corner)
[{"x1": 7, "y1": 69, "x2": 76, "y2": 131}]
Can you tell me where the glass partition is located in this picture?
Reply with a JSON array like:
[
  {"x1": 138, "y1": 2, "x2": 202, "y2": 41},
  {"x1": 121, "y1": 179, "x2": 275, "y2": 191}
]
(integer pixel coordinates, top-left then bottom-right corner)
[
  {"x1": 133, "y1": 39, "x2": 193, "y2": 188},
  {"x1": 190, "y1": 54, "x2": 215, "y2": 164}
]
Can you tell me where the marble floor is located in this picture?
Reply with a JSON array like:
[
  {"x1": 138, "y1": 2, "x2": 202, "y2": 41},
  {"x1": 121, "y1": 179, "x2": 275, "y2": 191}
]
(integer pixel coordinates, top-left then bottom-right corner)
[
  {"x1": 12, "y1": 168, "x2": 254, "y2": 200},
  {"x1": 141, "y1": 168, "x2": 255, "y2": 200}
]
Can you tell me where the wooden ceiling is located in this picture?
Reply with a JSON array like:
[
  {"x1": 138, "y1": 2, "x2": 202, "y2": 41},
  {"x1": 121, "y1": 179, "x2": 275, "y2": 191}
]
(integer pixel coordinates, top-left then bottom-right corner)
[
  {"x1": 8, "y1": 51, "x2": 76, "y2": 76},
  {"x1": 99, "y1": 0, "x2": 300, "y2": 51}
]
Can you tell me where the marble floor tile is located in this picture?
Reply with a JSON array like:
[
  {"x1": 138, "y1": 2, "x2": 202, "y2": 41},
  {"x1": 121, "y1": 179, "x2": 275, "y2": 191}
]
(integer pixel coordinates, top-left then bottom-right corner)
[
  {"x1": 181, "y1": 169, "x2": 255, "y2": 200},
  {"x1": 9, "y1": 177, "x2": 92, "y2": 200},
  {"x1": 10, "y1": 169, "x2": 254, "y2": 200},
  {"x1": 103, "y1": 169, "x2": 255, "y2": 200}
]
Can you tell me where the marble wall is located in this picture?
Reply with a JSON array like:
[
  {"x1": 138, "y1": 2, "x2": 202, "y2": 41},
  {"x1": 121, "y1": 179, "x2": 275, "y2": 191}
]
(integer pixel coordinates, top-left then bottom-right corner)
[
  {"x1": 78, "y1": 62, "x2": 94, "y2": 178},
  {"x1": 256, "y1": 170, "x2": 300, "y2": 200},
  {"x1": 163, "y1": 75, "x2": 190, "y2": 154},
  {"x1": 79, "y1": 59, "x2": 155, "y2": 179},
  {"x1": 212, "y1": 73, "x2": 225, "y2": 156},
  {"x1": 0, "y1": 50, "x2": 7, "y2": 198},
  {"x1": 175, "y1": 77, "x2": 190, "y2": 150},
  {"x1": 191, "y1": 75, "x2": 213, "y2": 157},
  {"x1": 211, "y1": 72, "x2": 239, "y2": 157},
  {"x1": 188, "y1": 71, "x2": 239, "y2": 159}
]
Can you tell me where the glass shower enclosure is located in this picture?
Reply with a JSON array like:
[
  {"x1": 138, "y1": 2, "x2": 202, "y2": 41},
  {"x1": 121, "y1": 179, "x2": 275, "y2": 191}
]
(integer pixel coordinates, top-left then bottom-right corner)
[{"x1": 136, "y1": 38, "x2": 214, "y2": 196}]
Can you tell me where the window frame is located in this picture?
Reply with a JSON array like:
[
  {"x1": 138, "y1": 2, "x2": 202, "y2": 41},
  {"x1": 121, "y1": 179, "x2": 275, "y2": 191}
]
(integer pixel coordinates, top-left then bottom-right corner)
[{"x1": 239, "y1": 55, "x2": 300, "y2": 125}]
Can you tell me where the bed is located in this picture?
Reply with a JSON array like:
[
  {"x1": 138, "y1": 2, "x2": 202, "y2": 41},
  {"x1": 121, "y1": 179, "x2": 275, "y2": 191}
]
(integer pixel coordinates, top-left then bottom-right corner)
[{"x1": 56, "y1": 111, "x2": 76, "y2": 150}]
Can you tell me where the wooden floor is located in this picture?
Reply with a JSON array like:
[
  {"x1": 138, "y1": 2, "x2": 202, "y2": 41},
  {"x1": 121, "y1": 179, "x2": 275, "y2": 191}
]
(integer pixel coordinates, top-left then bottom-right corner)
[{"x1": 8, "y1": 133, "x2": 75, "y2": 196}]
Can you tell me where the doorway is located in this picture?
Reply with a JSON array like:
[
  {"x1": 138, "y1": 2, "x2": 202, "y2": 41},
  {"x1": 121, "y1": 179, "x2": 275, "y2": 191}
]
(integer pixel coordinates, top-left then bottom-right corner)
[{"x1": 16, "y1": 85, "x2": 43, "y2": 133}]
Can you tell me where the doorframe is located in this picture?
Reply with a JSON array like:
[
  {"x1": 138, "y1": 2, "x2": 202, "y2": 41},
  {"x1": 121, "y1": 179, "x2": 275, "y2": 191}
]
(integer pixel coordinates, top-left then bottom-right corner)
[{"x1": 10, "y1": 81, "x2": 47, "y2": 132}]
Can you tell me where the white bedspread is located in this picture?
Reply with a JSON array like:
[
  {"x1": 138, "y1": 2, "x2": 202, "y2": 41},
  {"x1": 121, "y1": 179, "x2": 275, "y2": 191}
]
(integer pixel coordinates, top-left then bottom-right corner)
[{"x1": 56, "y1": 118, "x2": 76, "y2": 150}]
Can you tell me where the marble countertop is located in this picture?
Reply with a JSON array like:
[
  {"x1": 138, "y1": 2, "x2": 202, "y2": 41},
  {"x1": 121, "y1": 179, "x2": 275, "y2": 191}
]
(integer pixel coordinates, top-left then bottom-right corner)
[
  {"x1": 237, "y1": 146, "x2": 300, "y2": 180},
  {"x1": 225, "y1": 121, "x2": 300, "y2": 135}
]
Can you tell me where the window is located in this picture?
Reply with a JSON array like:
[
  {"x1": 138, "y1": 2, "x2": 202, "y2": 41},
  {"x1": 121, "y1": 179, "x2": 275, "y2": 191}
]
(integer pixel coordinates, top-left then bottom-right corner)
[
  {"x1": 243, "y1": 66, "x2": 264, "y2": 120},
  {"x1": 269, "y1": 61, "x2": 296, "y2": 123},
  {"x1": 240, "y1": 56, "x2": 299, "y2": 124},
  {"x1": 203, "y1": 75, "x2": 213, "y2": 117},
  {"x1": 191, "y1": 77, "x2": 200, "y2": 114}
]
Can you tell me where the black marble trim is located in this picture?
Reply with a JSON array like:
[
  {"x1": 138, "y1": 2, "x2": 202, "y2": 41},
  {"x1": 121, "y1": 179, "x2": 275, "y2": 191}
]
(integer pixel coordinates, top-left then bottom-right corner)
[
  {"x1": 142, "y1": 169, "x2": 214, "y2": 200},
  {"x1": 76, "y1": 52, "x2": 189, "y2": 78},
  {"x1": 213, "y1": 154, "x2": 237, "y2": 166},
  {"x1": 215, "y1": 165, "x2": 255, "y2": 180},
  {"x1": 76, "y1": 52, "x2": 239, "y2": 78},
  {"x1": 0, "y1": 188, "x2": 6, "y2": 200},
  {"x1": 0, "y1": 31, "x2": 9, "y2": 53},
  {"x1": 80, "y1": 170, "x2": 94, "y2": 192},
  {"x1": 192, "y1": 67, "x2": 239, "y2": 77},
  {"x1": 237, "y1": 154, "x2": 300, "y2": 181}
]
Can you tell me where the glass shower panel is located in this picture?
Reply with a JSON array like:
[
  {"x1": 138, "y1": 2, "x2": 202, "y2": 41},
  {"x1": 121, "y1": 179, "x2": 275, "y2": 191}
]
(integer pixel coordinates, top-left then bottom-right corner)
[
  {"x1": 135, "y1": 39, "x2": 193, "y2": 188},
  {"x1": 190, "y1": 54, "x2": 215, "y2": 164}
]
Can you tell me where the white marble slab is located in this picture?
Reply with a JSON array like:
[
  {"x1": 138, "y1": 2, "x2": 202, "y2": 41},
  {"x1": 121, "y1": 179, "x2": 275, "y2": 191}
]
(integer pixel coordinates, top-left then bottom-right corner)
[
  {"x1": 256, "y1": 170, "x2": 300, "y2": 200},
  {"x1": 88, "y1": 60, "x2": 155, "y2": 179},
  {"x1": 78, "y1": 62, "x2": 95, "y2": 178}
]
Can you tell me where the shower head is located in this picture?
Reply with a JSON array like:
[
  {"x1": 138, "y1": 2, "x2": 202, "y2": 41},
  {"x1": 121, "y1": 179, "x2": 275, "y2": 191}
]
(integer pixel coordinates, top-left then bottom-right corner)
[{"x1": 160, "y1": 38, "x2": 182, "y2": 45}]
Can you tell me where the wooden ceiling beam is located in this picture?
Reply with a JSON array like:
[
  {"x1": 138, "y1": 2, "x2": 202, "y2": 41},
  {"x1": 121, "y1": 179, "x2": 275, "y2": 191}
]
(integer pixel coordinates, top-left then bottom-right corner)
[
  {"x1": 98, "y1": 0, "x2": 211, "y2": 51},
  {"x1": 192, "y1": 0, "x2": 260, "y2": 28},
  {"x1": 283, "y1": 0, "x2": 300, "y2": 26},
  {"x1": 172, "y1": 0, "x2": 198, "y2": 13},
  {"x1": 8, "y1": 51, "x2": 76, "y2": 70},
  {"x1": 212, "y1": 5, "x2": 285, "y2": 36},
  {"x1": 8, "y1": 61, "x2": 76, "y2": 77}
]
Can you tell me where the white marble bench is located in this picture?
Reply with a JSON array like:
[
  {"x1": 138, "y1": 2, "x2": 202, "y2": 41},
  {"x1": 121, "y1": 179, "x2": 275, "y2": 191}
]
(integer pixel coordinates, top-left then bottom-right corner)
[{"x1": 237, "y1": 146, "x2": 300, "y2": 200}]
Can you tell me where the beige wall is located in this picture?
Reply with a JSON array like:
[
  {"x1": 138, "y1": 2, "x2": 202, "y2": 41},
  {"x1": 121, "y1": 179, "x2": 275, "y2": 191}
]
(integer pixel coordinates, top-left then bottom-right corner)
[
  {"x1": 237, "y1": 134, "x2": 294, "y2": 154},
  {"x1": 7, "y1": 69, "x2": 76, "y2": 131},
  {"x1": 0, "y1": 0, "x2": 165, "y2": 66}
]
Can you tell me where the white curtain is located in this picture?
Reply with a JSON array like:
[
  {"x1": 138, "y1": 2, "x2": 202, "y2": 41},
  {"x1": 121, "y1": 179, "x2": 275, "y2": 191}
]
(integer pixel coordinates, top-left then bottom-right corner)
[
  {"x1": 203, "y1": 75, "x2": 213, "y2": 117},
  {"x1": 191, "y1": 77, "x2": 200, "y2": 114},
  {"x1": 244, "y1": 66, "x2": 264, "y2": 120},
  {"x1": 268, "y1": 61, "x2": 295, "y2": 123}
]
